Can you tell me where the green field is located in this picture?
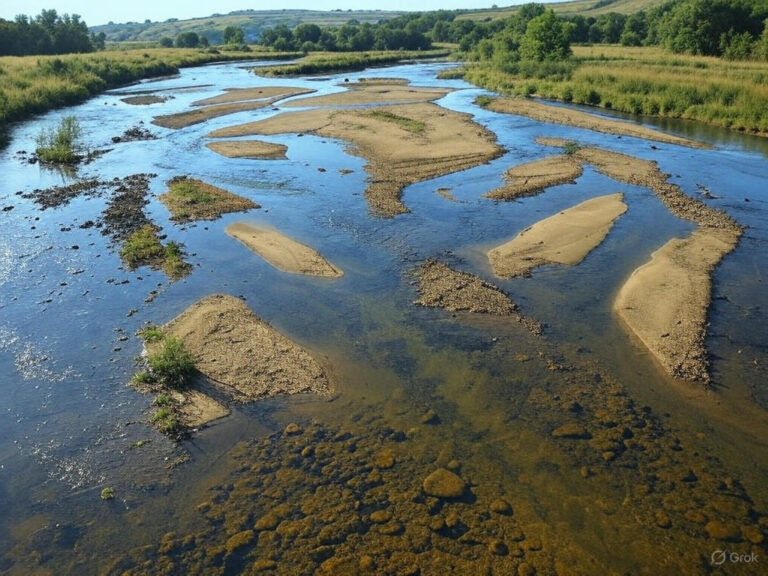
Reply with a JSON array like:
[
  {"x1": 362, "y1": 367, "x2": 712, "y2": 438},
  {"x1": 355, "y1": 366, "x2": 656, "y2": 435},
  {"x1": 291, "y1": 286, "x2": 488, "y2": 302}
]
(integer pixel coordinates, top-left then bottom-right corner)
[
  {"x1": 458, "y1": 0, "x2": 667, "y2": 20},
  {"x1": 462, "y1": 44, "x2": 768, "y2": 135},
  {"x1": 258, "y1": 49, "x2": 451, "y2": 76}
]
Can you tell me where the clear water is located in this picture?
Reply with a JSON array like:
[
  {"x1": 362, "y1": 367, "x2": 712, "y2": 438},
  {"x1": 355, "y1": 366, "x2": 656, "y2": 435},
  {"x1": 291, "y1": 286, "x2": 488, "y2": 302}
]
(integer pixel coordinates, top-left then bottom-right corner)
[{"x1": 1, "y1": 60, "x2": 767, "y2": 574}]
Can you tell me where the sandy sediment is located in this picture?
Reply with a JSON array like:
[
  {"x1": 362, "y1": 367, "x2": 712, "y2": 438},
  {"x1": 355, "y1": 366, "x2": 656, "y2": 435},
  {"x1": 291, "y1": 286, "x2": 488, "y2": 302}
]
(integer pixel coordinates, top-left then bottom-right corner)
[
  {"x1": 486, "y1": 155, "x2": 583, "y2": 200},
  {"x1": 282, "y1": 78, "x2": 451, "y2": 108},
  {"x1": 152, "y1": 87, "x2": 313, "y2": 129},
  {"x1": 415, "y1": 259, "x2": 541, "y2": 334},
  {"x1": 226, "y1": 221, "x2": 343, "y2": 277},
  {"x1": 614, "y1": 229, "x2": 738, "y2": 382},
  {"x1": 206, "y1": 140, "x2": 288, "y2": 160},
  {"x1": 191, "y1": 86, "x2": 311, "y2": 106},
  {"x1": 489, "y1": 193, "x2": 627, "y2": 278},
  {"x1": 534, "y1": 141, "x2": 743, "y2": 382},
  {"x1": 487, "y1": 97, "x2": 709, "y2": 149},
  {"x1": 159, "y1": 177, "x2": 259, "y2": 222},
  {"x1": 209, "y1": 101, "x2": 503, "y2": 216},
  {"x1": 163, "y1": 294, "x2": 331, "y2": 402},
  {"x1": 122, "y1": 95, "x2": 167, "y2": 105}
]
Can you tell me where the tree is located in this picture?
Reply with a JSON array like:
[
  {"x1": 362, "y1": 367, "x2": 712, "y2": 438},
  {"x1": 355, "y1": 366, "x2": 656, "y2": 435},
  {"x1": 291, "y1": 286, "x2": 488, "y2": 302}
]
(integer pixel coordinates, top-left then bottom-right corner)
[
  {"x1": 159, "y1": 36, "x2": 173, "y2": 47},
  {"x1": 175, "y1": 32, "x2": 200, "y2": 48},
  {"x1": 223, "y1": 26, "x2": 244, "y2": 45},
  {"x1": 757, "y1": 19, "x2": 768, "y2": 61},
  {"x1": 294, "y1": 23, "x2": 321, "y2": 45},
  {"x1": 519, "y1": 10, "x2": 572, "y2": 61}
]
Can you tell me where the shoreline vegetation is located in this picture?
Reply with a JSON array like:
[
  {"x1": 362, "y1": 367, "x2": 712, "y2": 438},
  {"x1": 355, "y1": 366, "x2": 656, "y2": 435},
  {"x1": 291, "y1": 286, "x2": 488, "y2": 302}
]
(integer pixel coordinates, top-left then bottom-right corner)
[{"x1": 256, "y1": 49, "x2": 451, "y2": 76}]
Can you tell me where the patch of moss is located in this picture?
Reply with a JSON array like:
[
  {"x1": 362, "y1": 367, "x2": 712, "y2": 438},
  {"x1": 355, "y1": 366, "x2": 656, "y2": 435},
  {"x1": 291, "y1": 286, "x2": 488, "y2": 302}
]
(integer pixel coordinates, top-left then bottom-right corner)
[{"x1": 365, "y1": 109, "x2": 426, "y2": 134}]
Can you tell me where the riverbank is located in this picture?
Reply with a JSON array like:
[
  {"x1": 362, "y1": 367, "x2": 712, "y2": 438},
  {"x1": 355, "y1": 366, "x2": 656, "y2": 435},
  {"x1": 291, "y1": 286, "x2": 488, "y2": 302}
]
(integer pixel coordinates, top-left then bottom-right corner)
[{"x1": 0, "y1": 47, "x2": 288, "y2": 147}]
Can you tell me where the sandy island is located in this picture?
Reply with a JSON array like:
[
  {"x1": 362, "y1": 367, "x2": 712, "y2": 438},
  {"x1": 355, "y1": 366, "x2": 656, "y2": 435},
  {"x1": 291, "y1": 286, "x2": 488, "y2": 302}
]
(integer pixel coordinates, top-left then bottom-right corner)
[
  {"x1": 486, "y1": 97, "x2": 709, "y2": 149},
  {"x1": 152, "y1": 87, "x2": 314, "y2": 129},
  {"x1": 122, "y1": 95, "x2": 167, "y2": 105},
  {"x1": 159, "y1": 177, "x2": 259, "y2": 222},
  {"x1": 208, "y1": 81, "x2": 503, "y2": 216},
  {"x1": 226, "y1": 222, "x2": 343, "y2": 277},
  {"x1": 416, "y1": 259, "x2": 541, "y2": 334},
  {"x1": 164, "y1": 294, "x2": 331, "y2": 403},
  {"x1": 536, "y1": 139, "x2": 743, "y2": 382},
  {"x1": 191, "y1": 86, "x2": 309, "y2": 107},
  {"x1": 486, "y1": 154, "x2": 583, "y2": 200},
  {"x1": 206, "y1": 140, "x2": 288, "y2": 160},
  {"x1": 282, "y1": 78, "x2": 451, "y2": 108},
  {"x1": 489, "y1": 193, "x2": 627, "y2": 278}
]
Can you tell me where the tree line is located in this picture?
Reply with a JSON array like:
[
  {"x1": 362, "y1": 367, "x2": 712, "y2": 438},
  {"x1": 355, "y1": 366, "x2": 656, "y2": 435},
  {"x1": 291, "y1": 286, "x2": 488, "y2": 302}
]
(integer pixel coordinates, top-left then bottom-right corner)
[{"x1": 0, "y1": 10, "x2": 104, "y2": 56}]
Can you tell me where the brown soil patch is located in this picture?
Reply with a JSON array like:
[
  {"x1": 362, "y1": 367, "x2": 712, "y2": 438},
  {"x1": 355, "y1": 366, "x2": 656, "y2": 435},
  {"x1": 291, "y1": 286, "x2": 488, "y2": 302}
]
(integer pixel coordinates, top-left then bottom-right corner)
[
  {"x1": 159, "y1": 177, "x2": 259, "y2": 222},
  {"x1": 206, "y1": 140, "x2": 287, "y2": 160},
  {"x1": 209, "y1": 101, "x2": 503, "y2": 216},
  {"x1": 122, "y1": 95, "x2": 167, "y2": 105},
  {"x1": 487, "y1": 98, "x2": 709, "y2": 149},
  {"x1": 415, "y1": 260, "x2": 541, "y2": 334},
  {"x1": 489, "y1": 193, "x2": 628, "y2": 278},
  {"x1": 163, "y1": 294, "x2": 331, "y2": 402},
  {"x1": 614, "y1": 229, "x2": 738, "y2": 383},
  {"x1": 152, "y1": 87, "x2": 313, "y2": 129},
  {"x1": 283, "y1": 78, "x2": 451, "y2": 108},
  {"x1": 192, "y1": 86, "x2": 310, "y2": 106},
  {"x1": 226, "y1": 222, "x2": 343, "y2": 277},
  {"x1": 486, "y1": 155, "x2": 583, "y2": 200}
]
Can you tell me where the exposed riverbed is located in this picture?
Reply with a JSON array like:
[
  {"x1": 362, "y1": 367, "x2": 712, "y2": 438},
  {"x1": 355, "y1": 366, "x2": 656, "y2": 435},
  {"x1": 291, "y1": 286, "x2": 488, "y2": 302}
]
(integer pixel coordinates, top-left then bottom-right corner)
[{"x1": 1, "y1": 59, "x2": 767, "y2": 575}]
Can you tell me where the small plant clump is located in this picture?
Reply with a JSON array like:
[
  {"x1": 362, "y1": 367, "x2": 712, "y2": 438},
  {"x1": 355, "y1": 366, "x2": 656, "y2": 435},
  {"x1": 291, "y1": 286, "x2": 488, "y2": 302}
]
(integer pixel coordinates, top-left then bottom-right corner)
[
  {"x1": 100, "y1": 487, "x2": 116, "y2": 501},
  {"x1": 160, "y1": 176, "x2": 258, "y2": 222},
  {"x1": 139, "y1": 324, "x2": 164, "y2": 343},
  {"x1": 35, "y1": 116, "x2": 83, "y2": 164},
  {"x1": 563, "y1": 140, "x2": 581, "y2": 156},
  {"x1": 366, "y1": 110, "x2": 426, "y2": 134},
  {"x1": 147, "y1": 337, "x2": 196, "y2": 389},
  {"x1": 119, "y1": 224, "x2": 192, "y2": 279}
]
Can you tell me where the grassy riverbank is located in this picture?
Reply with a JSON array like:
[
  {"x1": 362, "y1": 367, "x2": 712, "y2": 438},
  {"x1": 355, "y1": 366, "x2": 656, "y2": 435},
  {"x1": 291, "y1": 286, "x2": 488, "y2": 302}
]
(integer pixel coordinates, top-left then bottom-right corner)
[
  {"x1": 257, "y1": 49, "x2": 451, "y2": 77},
  {"x1": 461, "y1": 45, "x2": 768, "y2": 136},
  {"x1": 0, "y1": 47, "x2": 293, "y2": 147}
]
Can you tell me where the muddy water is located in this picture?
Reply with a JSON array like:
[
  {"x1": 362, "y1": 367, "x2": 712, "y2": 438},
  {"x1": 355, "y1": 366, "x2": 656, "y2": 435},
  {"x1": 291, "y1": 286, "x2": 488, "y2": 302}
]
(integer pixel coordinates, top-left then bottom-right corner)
[{"x1": 1, "y1": 60, "x2": 767, "y2": 575}]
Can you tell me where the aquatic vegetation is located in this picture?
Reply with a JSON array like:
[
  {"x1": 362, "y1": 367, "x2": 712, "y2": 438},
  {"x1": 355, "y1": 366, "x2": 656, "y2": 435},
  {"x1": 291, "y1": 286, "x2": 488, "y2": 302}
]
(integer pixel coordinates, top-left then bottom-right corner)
[
  {"x1": 34, "y1": 116, "x2": 83, "y2": 164},
  {"x1": 119, "y1": 224, "x2": 191, "y2": 279},
  {"x1": 160, "y1": 177, "x2": 258, "y2": 222},
  {"x1": 100, "y1": 487, "x2": 115, "y2": 500},
  {"x1": 147, "y1": 337, "x2": 196, "y2": 390}
]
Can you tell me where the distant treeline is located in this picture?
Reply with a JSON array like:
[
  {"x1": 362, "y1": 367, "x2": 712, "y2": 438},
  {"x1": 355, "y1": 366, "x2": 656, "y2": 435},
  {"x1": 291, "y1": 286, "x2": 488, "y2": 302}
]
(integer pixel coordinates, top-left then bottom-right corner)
[
  {"x1": 258, "y1": 12, "x2": 449, "y2": 52},
  {"x1": 0, "y1": 10, "x2": 105, "y2": 56},
  {"x1": 455, "y1": 0, "x2": 768, "y2": 61}
]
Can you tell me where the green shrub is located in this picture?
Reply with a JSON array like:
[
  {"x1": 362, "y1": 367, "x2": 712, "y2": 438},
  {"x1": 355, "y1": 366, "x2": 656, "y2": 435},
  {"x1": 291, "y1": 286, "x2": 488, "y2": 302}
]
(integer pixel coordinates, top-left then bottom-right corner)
[
  {"x1": 35, "y1": 116, "x2": 82, "y2": 164},
  {"x1": 120, "y1": 225, "x2": 164, "y2": 269},
  {"x1": 139, "y1": 324, "x2": 164, "y2": 343},
  {"x1": 147, "y1": 337, "x2": 196, "y2": 389}
]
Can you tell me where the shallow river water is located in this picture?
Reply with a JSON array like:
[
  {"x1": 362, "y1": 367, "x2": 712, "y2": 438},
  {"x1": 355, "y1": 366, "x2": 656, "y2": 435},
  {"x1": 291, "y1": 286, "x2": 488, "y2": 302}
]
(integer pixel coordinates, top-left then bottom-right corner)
[{"x1": 1, "y1": 60, "x2": 767, "y2": 575}]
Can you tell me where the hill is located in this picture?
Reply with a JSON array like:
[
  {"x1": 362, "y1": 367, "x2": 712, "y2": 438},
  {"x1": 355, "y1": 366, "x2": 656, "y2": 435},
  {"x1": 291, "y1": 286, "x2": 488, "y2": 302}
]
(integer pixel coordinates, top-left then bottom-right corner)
[
  {"x1": 457, "y1": 0, "x2": 668, "y2": 20},
  {"x1": 90, "y1": 9, "x2": 405, "y2": 44}
]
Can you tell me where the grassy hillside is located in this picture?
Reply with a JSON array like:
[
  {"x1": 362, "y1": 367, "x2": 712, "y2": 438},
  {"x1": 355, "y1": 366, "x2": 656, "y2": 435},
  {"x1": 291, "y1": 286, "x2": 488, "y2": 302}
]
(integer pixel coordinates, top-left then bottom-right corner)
[
  {"x1": 92, "y1": 9, "x2": 405, "y2": 44},
  {"x1": 458, "y1": 0, "x2": 668, "y2": 20}
]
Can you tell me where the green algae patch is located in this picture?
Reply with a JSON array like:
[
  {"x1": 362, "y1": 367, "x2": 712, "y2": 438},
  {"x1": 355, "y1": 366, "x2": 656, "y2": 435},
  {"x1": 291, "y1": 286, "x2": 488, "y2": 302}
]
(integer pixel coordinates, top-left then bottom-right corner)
[{"x1": 160, "y1": 176, "x2": 259, "y2": 223}]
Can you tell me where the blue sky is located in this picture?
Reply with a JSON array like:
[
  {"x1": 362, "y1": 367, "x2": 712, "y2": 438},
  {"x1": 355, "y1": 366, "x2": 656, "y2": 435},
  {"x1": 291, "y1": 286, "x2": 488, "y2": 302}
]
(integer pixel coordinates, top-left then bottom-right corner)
[{"x1": 0, "y1": 1, "x2": 550, "y2": 27}]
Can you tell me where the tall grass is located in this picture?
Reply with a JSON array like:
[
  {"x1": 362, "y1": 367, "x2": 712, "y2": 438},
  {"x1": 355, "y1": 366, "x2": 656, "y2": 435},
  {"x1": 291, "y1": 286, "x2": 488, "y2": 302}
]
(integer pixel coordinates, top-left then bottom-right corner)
[
  {"x1": 258, "y1": 49, "x2": 450, "y2": 76},
  {"x1": 0, "y1": 47, "x2": 271, "y2": 147},
  {"x1": 464, "y1": 45, "x2": 768, "y2": 135},
  {"x1": 35, "y1": 115, "x2": 82, "y2": 164}
]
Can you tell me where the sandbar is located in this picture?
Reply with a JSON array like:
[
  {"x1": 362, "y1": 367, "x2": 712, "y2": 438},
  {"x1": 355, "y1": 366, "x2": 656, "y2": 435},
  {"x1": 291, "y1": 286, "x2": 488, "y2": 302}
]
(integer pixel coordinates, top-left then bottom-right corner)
[
  {"x1": 206, "y1": 140, "x2": 288, "y2": 160},
  {"x1": 152, "y1": 87, "x2": 313, "y2": 129},
  {"x1": 486, "y1": 154, "x2": 583, "y2": 200},
  {"x1": 283, "y1": 78, "x2": 451, "y2": 108},
  {"x1": 162, "y1": 294, "x2": 331, "y2": 402},
  {"x1": 159, "y1": 177, "x2": 259, "y2": 222},
  {"x1": 415, "y1": 259, "x2": 542, "y2": 334},
  {"x1": 209, "y1": 100, "x2": 503, "y2": 216},
  {"x1": 192, "y1": 86, "x2": 310, "y2": 106},
  {"x1": 487, "y1": 97, "x2": 709, "y2": 149},
  {"x1": 614, "y1": 229, "x2": 738, "y2": 382},
  {"x1": 488, "y1": 193, "x2": 627, "y2": 278},
  {"x1": 226, "y1": 222, "x2": 343, "y2": 277},
  {"x1": 122, "y1": 95, "x2": 167, "y2": 105}
]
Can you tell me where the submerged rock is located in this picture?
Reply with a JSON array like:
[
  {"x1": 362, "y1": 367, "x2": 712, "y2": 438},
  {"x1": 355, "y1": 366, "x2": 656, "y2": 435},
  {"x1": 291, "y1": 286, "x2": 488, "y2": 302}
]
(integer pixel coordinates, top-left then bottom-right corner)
[{"x1": 422, "y1": 468, "x2": 467, "y2": 499}]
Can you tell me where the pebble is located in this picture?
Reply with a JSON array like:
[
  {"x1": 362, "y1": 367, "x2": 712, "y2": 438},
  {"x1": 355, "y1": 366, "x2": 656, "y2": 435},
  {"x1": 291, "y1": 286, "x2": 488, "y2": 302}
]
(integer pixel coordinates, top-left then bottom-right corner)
[
  {"x1": 359, "y1": 555, "x2": 376, "y2": 571},
  {"x1": 422, "y1": 468, "x2": 467, "y2": 499},
  {"x1": 379, "y1": 521, "x2": 404, "y2": 535},
  {"x1": 370, "y1": 509, "x2": 392, "y2": 524},
  {"x1": 488, "y1": 539, "x2": 508, "y2": 555},
  {"x1": 705, "y1": 520, "x2": 741, "y2": 541},
  {"x1": 741, "y1": 525, "x2": 764, "y2": 544},
  {"x1": 655, "y1": 511, "x2": 671, "y2": 529},
  {"x1": 420, "y1": 409, "x2": 440, "y2": 425},
  {"x1": 284, "y1": 423, "x2": 302, "y2": 436},
  {"x1": 551, "y1": 422, "x2": 591, "y2": 439},
  {"x1": 374, "y1": 448, "x2": 396, "y2": 469},
  {"x1": 255, "y1": 512, "x2": 280, "y2": 531},
  {"x1": 252, "y1": 559, "x2": 277, "y2": 571},
  {"x1": 489, "y1": 498, "x2": 513, "y2": 515}
]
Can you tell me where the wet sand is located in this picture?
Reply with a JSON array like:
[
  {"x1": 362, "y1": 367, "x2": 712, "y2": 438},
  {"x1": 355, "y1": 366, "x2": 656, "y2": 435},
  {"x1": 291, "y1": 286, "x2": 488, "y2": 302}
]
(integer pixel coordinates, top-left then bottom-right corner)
[
  {"x1": 162, "y1": 294, "x2": 331, "y2": 403},
  {"x1": 283, "y1": 78, "x2": 451, "y2": 108},
  {"x1": 122, "y1": 95, "x2": 167, "y2": 105},
  {"x1": 209, "y1": 101, "x2": 503, "y2": 216},
  {"x1": 486, "y1": 155, "x2": 583, "y2": 200},
  {"x1": 152, "y1": 87, "x2": 313, "y2": 129},
  {"x1": 415, "y1": 259, "x2": 542, "y2": 334},
  {"x1": 614, "y1": 229, "x2": 738, "y2": 382},
  {"x1": 191, "y1": 86, "x2": 310, "y2": 107},
  {"x1": 205, "y1": 140, "x2": 287, "y2": 160},
  {"x1": 159, "y1": 177, "x2": 259, "y2": 222},
  {"x1": 536, "y1": 140, "x2": 743, "y2": 382},
  {"x1": 226, "y1": 222, "x2": 343, "y2": 277},
  {"x1": 488, "y1": 193, "x2": 628, "y2": 278},
  {"x1": 486, "y1": 97, "x2": 709, "y2": 148}
]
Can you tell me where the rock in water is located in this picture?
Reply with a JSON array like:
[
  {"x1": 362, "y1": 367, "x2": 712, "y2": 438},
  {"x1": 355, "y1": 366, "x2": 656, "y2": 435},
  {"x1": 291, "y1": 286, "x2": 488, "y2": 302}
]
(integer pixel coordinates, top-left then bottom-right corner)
[{"x1": 422, "y1": 468, "x2": 467, "y2": 499}]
